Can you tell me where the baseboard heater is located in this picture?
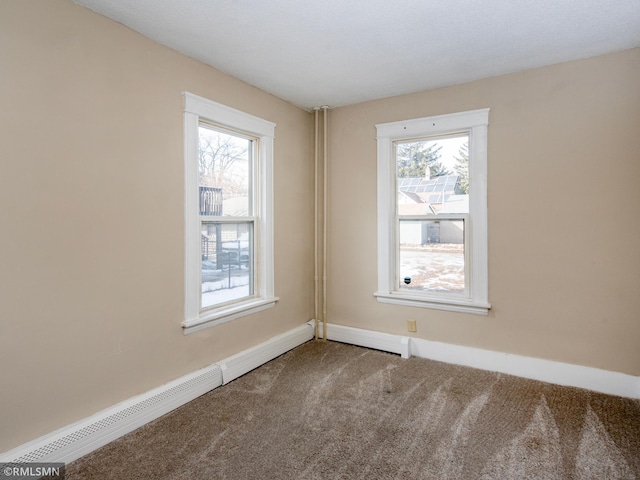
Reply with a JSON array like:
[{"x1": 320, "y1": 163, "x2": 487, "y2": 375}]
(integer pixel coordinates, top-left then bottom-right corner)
[{"x1": 0, "y1": 323, "x2": 314, "y2": 466}]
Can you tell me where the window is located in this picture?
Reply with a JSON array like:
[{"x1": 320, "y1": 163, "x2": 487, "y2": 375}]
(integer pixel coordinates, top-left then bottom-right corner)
[
  {"x1": 183, "y1": 93, "x2": 277, "y2": 333},
  {"x1": 375, "y1": 109, "x2": 490, "y2": 315}
]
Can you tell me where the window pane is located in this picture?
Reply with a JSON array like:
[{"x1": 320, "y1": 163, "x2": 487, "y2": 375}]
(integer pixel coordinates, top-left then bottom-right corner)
[
  {"x1": 198, "y1": 125, "x2": 252, "y2": 216},
  {"x1": 398, "y1": 219, "x2": 465, "y2": 294},
  {"x1": 396, "y1": 135, "x2": 469, "y2": 216},
  {"x1": 201, "y1": 222, "x2": 253, "y2": 309}
]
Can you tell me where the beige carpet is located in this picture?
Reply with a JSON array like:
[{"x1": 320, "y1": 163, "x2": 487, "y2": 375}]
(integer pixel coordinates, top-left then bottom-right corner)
[{"x1": 67, "y1": 340, "x2": 640, "y2": 479}]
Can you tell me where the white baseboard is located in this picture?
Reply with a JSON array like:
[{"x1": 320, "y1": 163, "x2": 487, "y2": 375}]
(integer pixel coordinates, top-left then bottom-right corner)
[
  {"x1": 312, "y1": 321, "x2": 410, "y2": 359},
  {"x1": 0, "y1": 322, "x2": 314, "y2": 465},
  {"x1": 0, "y1": 363, "x2": 224, "y2": 466},
  {"x1": 315, "y1": 322, "x2": 640, "y2": 399},
  {"x1": 409, "y1": 336, "x2": 640, "y2": 399},
  {"x1": 219, "y1": 323, "x2": 315, "y2": 384},
  {"x1": 3, "y1": 320, "x2": 635, "y2": 466}
]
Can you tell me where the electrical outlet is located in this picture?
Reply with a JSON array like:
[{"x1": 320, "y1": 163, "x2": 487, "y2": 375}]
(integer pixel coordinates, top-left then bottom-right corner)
[{"x1": 407, "y1": 319, "x2": 417, "y2": 333}]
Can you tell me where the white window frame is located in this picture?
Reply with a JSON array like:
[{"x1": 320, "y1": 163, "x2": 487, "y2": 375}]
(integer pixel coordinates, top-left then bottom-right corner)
[
  {"x1": 182, "y1": 92, "x2": 278, "y2": 334},
  {"x1": 374, "y1": 108, "x2": 490, "y2": 315}
]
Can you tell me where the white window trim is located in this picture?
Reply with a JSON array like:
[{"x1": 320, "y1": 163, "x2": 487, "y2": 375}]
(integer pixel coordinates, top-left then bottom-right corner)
[
  {"x1": 374, "y1": 108, "x2": 490, "y2": 315},
  {"x1": 182, "y1": 92, "x2": 278, "y2": 334}
]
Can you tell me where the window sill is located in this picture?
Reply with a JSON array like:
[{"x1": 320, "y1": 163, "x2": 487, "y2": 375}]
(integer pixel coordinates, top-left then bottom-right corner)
[
  {"x1": 182, "y1": 296, "x2": 279, "y2": 334},
  {"x1": 374, "y1": 292, "x2": 490, "y2": 315}
]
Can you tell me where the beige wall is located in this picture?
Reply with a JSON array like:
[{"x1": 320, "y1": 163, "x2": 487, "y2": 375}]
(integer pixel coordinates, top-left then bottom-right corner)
[
  {"x1": 0, "y1": 1, "x2": 314, "y2": 451},
  {"x1": 2, "y1": 0, "x2": 639, "y2": 456},
  {"x1": 328, "y1": 48, "x2": 640, "y2": 377}
]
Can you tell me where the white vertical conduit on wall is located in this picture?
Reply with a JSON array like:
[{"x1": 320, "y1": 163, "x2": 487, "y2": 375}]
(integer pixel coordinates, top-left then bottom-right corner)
[
  {"x1": 322, "y1": 106, "x2": 329, "y2": 341},
  {"x1": 313, "y1": 108, "x2": 320, "y2": 340},
  {"x1": 312, "y1": 106, "x2": 329, "y2": 341}
]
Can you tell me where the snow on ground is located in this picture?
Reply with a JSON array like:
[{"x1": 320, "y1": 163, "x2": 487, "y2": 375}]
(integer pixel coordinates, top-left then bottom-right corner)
[
  {"x1": 200, "y1": 243, "x2": 465, "y2": 306},
  {"x1": 399, "y1": 244, "x2": 465, "y2": 293},
  {"x1": 201, "y1": 266, "x2": 250, "y2": 308},
  {"x1": 202, "y1": 284, "x2": 250, "y2": 308}
]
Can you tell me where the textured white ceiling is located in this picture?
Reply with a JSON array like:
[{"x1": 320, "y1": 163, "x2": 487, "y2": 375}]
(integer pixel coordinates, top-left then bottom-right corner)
[{"x1": 73, "y1": 0, "x2": 640, "y2": 110}]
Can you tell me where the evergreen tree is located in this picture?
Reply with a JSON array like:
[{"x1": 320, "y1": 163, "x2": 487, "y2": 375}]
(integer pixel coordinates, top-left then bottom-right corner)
[
  {"x1": 454, "y1": 142, "x2": 469, "y2": 194},
  {"x1": 396, "y1": 141, "x2": 449, "y2": 178}
]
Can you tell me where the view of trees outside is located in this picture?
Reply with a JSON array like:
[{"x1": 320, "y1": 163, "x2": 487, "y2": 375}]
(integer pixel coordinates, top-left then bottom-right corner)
[
  {"x1": 199, "y1": 124, "x2": 251, "y2": 211},
  {"x1": 453, "y1": 142, "x2": 469, "y2": 194},
  {"x1": 198, "y1": 125, "x2": 253, "y2": 310},
  {"x1": 396, "y1": 141, "x2": 449, "y2": 178},
  {"x1": 396, "y1": 135, "x2": 469, "y2": 294}
]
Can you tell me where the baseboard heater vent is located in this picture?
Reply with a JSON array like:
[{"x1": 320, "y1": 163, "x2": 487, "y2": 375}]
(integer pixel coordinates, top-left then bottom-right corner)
[
  {"x1": 1, "y1": 364, "x2": 224, "y2": 466},
  {"x1": 220, "y1": 323, "x2": 316, "y2": 383},
  {"x1": 1, "y1": 323, "x2": 316, "y2": 466}
]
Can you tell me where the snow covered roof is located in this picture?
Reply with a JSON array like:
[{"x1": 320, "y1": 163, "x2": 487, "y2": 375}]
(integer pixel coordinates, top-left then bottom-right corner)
[{"x1": 439, "y1": 195, "x2": 469, "y2": 214}]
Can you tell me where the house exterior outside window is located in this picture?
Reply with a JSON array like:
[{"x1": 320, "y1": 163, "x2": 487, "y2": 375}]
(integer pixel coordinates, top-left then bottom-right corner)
[{"x1": 375, "y1": 109, "x2": 490, "y2": 315}]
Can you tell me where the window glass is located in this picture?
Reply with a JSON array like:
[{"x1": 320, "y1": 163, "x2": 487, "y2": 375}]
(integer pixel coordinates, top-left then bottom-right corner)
[
  {"x1": 201, "y1": 222, "x2": 253, "y2": 309},
  {"x1": 395, "y1": 134, "x2": 469, "y2": 296},
  {"x1": 398, "y1": 218, "x2": 465, "y2": 294},
  {"x1": 198, "y1": 125, "x2": 255, "y2": 310},
  {"x1": 199, "y1": 125, "x2": 252, "y2": 216}
]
